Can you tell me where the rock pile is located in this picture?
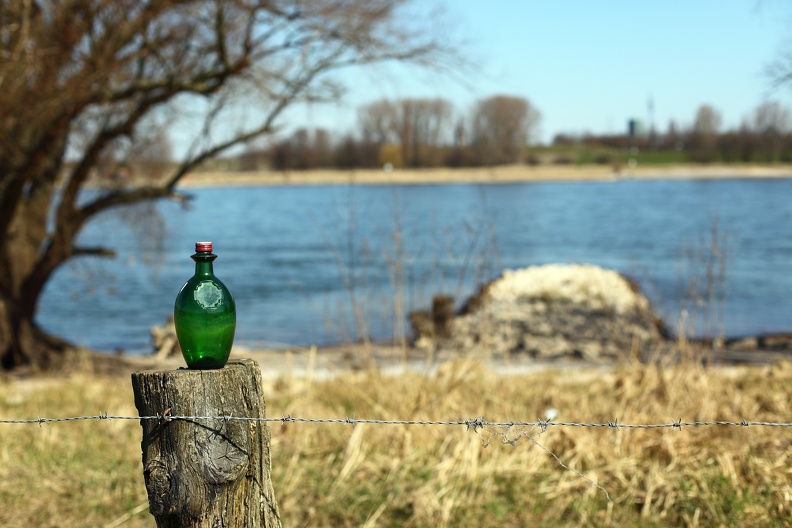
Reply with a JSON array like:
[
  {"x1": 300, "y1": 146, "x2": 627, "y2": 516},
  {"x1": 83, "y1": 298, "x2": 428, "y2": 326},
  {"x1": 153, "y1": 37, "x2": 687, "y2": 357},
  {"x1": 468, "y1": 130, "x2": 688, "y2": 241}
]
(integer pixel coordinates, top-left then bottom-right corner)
[{"x1": 411, "y1": 264, "x2": 668, "y2": 361}]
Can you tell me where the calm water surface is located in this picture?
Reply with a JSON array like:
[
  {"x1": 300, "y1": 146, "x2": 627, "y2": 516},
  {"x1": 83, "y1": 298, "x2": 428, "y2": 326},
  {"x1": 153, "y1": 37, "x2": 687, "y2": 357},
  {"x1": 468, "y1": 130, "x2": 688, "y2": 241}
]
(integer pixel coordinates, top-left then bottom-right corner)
[{"x1": 38, "y1": 178, "x2": 792, "y2": 354}]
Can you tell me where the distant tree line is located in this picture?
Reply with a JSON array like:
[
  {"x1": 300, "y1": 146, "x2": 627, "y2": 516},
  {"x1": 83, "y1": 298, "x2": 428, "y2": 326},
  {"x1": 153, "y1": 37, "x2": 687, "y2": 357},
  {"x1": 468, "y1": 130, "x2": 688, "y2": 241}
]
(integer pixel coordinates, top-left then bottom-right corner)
[
  {"x1": 552, "y1": 101, "x2": 792, "y2": 164},
  {"x1": 237, "y1": 94, "x2": 542, "y2": 170},
  {"x1": 236, "y1": 98, "x2": 792, "y2": 171}
]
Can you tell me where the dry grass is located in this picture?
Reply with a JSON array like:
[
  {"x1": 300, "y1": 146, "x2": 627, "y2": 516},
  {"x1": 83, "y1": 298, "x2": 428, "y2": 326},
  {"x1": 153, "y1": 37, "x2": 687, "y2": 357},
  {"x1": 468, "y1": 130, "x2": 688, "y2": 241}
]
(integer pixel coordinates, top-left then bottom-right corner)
[{"x1": 0, "y1": 358, "x2": 790, "y2": 527}]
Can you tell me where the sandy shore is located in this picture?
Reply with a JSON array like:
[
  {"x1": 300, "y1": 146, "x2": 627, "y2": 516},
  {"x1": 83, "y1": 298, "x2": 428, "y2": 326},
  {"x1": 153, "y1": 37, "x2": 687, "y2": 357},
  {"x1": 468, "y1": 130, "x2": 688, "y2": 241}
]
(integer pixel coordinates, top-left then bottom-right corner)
[
  {"x1": 179, "y1": 163, "x2": 792, "y2": 188},
  {"x1": 117, "y1": 337, "x2": 792, "y2": 382},
  {"x1": 117, "y1": 342, "x2": 625, "y2": 383}
]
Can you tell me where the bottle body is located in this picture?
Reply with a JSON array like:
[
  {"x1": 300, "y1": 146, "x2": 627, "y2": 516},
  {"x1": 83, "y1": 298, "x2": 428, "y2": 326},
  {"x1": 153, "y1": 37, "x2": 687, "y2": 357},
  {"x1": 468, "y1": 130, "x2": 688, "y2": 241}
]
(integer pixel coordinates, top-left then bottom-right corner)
[{"x1": 174, "y1": 243, "x2": 236, "y2": 369}]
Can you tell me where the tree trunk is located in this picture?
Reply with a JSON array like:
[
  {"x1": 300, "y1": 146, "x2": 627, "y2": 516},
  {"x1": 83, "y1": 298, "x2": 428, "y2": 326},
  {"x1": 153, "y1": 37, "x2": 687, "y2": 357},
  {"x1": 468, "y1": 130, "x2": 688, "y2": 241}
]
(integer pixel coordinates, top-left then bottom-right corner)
[
  {"x1": 131, "y1": 359, "x2": 281, "y2": 527},
  {"x1": 0, "y1": 173, "x2": 67, "y2": 370},
  {"x1": 0, "y1": 297, "x2": 71, "y2": 370}
]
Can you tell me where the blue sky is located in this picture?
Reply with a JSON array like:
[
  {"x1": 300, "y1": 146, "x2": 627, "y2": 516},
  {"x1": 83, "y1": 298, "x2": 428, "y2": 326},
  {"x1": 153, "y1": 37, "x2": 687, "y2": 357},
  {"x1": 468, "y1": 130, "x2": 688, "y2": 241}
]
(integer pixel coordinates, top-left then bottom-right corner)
[{"x1": 284, "y1": 0, "x2": 792, "y2": 145}]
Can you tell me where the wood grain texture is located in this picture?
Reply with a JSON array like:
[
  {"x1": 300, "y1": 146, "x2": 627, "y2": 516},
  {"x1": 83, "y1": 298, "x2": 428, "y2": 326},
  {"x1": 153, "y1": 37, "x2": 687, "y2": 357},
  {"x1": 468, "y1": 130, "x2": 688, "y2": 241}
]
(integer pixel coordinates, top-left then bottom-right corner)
[{"x1": 132, "y1": 359, "x2": 281, "y2": 527}]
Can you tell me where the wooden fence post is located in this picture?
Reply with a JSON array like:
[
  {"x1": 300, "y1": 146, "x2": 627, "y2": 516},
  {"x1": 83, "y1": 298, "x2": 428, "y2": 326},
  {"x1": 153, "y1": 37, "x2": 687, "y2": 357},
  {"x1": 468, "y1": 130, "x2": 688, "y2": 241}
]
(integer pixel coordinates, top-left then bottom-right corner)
[{"x1": 131, "y1": 358, "x2": 281, "y2": 527}]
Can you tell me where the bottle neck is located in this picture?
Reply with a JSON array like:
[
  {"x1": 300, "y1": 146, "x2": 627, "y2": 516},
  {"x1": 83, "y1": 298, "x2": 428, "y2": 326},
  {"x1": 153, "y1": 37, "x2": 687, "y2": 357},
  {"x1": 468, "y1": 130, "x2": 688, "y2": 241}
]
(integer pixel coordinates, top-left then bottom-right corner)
[{"x1": 191, "y1": 252, "x2": 217, "y2": 276}]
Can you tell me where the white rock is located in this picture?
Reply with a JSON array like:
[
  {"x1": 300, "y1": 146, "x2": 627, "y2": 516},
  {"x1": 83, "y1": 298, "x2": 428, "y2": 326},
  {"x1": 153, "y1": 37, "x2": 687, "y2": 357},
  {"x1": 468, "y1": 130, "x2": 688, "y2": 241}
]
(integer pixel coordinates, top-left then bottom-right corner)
[{"x1": 486, "y1": 264, "x2": 648, "y2": 314}]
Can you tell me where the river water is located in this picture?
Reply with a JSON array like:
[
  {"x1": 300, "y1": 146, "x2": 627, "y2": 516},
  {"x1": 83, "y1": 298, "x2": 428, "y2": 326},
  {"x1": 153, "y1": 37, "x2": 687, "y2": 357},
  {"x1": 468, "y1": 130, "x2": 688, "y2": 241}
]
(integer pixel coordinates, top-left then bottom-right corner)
[{"x1": 37, "y1": 177, "x2": 792, "y2": 354}]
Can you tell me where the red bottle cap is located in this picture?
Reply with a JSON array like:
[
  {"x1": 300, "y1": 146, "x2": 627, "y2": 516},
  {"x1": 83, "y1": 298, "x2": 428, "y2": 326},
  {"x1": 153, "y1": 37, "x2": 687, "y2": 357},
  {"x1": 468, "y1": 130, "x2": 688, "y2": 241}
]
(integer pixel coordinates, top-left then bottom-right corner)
[{"x1": 195, "y1": 241, "x2": 213, "y2": 253}]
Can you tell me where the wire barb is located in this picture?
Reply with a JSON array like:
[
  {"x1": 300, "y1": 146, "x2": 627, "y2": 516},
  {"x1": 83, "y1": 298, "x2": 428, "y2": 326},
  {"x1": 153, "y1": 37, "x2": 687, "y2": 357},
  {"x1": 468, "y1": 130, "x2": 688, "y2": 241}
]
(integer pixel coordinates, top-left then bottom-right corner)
[
  {"x1": 465, "y1": 417, "x2": 487, "y2": 432},
  {"x1": 157, "y1": 407, "x2": 173, "y2": 424}
]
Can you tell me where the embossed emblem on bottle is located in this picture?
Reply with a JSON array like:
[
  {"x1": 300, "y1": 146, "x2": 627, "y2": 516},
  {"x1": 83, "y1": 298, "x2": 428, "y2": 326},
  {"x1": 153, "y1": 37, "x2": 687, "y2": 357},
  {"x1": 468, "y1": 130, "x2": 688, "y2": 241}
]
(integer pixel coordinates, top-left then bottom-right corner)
[{"x1": 194, "y1": 281, "x2": 223, "y2": 309}]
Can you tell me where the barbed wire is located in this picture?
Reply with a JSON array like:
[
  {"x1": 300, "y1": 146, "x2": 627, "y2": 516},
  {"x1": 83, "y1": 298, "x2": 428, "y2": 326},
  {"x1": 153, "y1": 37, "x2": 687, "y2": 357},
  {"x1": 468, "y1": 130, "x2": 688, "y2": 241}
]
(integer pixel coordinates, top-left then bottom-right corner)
[
  {"x1": 0, "y1": 413, "x2": 790, "y2": 429},
  {"x1": 2, "y1": 412, "x2": 790, "y2": 502}
]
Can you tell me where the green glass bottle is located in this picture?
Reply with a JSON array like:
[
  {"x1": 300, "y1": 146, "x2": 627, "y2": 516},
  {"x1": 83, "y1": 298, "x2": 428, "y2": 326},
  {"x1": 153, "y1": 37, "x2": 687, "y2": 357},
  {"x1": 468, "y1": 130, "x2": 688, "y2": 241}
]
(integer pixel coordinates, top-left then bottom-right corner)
[{"x1": 174, "y1": 241, "x2": 236, "y2": 369}]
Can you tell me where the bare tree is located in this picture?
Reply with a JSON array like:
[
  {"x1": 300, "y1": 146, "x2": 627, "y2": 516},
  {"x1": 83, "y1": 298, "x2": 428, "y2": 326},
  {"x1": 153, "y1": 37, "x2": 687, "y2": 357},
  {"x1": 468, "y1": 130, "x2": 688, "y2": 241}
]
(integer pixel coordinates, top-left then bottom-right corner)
[
  {"x1": 665, "y1": 119, "x2": 681, "y2": 151},
  {"x1": 358, "y1": 97, "x2": 453, "y2": 167},
  {"x1": 291, "y1": 128, "x2": 311, "y2": 170},
  {"x1": 752, "y1": 100, "x2": 791, "y2": 161},
  {"x1": 415, "y1": 98, "x2": 454, "y2": 166},
  {"x1": 334, "y1": 133, "x2": 379, "y2": 168},
  {"x1": 394, "y1": 98, "x2": 453, "y2": 167},
  {"x1": 763, "y1": 44, "x2": 792, "y2": 161},
  {"x1": 269, "y1": 127, "x2": 334, "y2": 170},
  {"x1": 692, "y1": 105, "x2": 722, "y2": 135},
  {"x1": 358, "y1": 99, "x2": 397, "y2": 146},
  {"x1": 0, "y1": 0, "x2": 455, "y2": 370},
  {"x1": 753, "y1": 100, "x2": 791, "y2": 133},
  {"x1": 312, "y1": 128, "x2": 333, "y2": 168},
  {"x1": 470, "y1": 95, "x2": 541, "y2": 165},
  {"x1": 689, "y1": 104, "x2": 722, "y2": 162}
]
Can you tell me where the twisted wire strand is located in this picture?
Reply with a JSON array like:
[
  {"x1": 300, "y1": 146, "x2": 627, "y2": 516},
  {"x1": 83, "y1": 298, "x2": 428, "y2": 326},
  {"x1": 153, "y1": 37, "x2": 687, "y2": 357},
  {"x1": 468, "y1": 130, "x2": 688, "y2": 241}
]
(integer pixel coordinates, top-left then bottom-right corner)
[
  {"x1": 2, "y1": 412, "x2": 788, "y2": 501},
  {"x1": 0, "y1": 414, "x2": 789, "y2": 429}
]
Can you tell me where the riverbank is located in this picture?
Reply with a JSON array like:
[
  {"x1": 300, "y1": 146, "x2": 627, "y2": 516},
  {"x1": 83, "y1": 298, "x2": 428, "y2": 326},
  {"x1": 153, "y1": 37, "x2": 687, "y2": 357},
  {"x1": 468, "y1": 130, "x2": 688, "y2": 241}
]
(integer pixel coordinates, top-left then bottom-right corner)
[
  {"x1": 134, "y1": 261, "x2": 792, "y2": 381},
  {"x1": 179, "y1": 163, "x2": 792, "y2": 187}
]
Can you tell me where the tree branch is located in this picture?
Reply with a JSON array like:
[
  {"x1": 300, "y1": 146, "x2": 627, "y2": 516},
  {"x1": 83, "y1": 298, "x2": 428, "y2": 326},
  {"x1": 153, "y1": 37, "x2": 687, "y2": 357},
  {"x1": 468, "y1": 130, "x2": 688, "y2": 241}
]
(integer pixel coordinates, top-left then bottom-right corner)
[{"x1": 72, "y1": 246, "x2": 117, "y2": 258}]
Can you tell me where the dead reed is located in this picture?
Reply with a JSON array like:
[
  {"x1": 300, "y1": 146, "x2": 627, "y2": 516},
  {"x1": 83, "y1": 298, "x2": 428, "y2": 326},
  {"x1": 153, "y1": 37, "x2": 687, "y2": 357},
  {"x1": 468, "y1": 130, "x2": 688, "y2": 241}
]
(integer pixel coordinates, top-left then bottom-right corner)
[
  {"x1": 0, "y1": 357, "x2": 789, "y2": 527},
  {"x1": 271, "y1": 358, "x2": 791, "y2": 527}
]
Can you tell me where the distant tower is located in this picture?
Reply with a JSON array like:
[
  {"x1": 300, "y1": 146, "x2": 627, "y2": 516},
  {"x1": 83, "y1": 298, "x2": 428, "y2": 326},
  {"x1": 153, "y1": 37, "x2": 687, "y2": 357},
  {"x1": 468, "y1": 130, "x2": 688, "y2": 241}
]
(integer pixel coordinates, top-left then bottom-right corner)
[
  {"x1": 647, "y1": 97, "x2": 655, "y2": 147},
  {"x1": 627, "y1": 119, "x2": 643, "y2": 139}
]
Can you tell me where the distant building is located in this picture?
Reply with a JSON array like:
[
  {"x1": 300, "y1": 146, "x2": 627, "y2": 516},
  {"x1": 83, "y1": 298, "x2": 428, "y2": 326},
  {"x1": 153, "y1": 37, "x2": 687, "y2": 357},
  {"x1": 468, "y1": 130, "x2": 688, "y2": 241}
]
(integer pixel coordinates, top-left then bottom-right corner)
[{"x1": 627, "y1": 118, "x2": 645, "y2": 138}]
